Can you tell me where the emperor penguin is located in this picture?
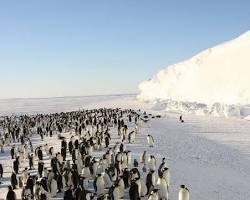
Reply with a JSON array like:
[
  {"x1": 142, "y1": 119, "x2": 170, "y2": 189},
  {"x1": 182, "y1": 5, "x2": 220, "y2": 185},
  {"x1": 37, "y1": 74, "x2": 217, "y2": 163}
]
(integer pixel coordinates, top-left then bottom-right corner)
[
  {"x1": 121, "y1": 152, "x2": 128, "y2": 169},
  {"x1": 118, "y1": 177, "x2": 125, "y2": 198},
  {"x1": 139, "y1": 178, "x2": 147, "y2": 197},
  {"x1": 105, "y1": 150, "x2": 112, "y2": 165},
  {"x1": 157, "y1": 176, "x2": 169, "y2": 200},
  {"x1": 122, "y1": 168, "x2": 130, "y2": 189},
  {"x1": 92, "y1": 159, "x2": 99, "y2": 177},
  {"x1": 178, "y1": 185, "x2": 189, "y2": 200},
  {"x1": 96, "y1": 173, "x2": 105, "y2": 195},
  {"x1": 158, "y1": 158, "x2": 168, "y2": 177},
  {"x1": 112, "y1": 183, "x2": 120, "y2": 200},
  {"x1": 129, "y1": 181, "x2": 140, "y2": 200},
  {"x1": 148, "y1": 155, "x2": 156, "y2": 171},
  {"x1": 128, "y1": 131, "x2": 136, "y2": 143},
  {"x1": 147, "y1": 135, "x2": 155, "y2": 147},
  {"x1": 146, "y1": 170, "x2": 156, "y2": 194},
  {"x1": 45, "y1": 144, "x2": 49, "y2": 156},
  {"x1": 103, "y1": 170, "x2": 112, "y2": 188},
  {"x1": 51, "y1": 176, "x2": 58, "y2": 197},
  {"x1": 140, "y1": 151, "x2": 147, "y2": 164},
  {"x1": 162, "y1": 167, "x2": 170, "y2": 188},
  {"x1": 127, "y1": 150, "x2": 132, "y2": 166}
]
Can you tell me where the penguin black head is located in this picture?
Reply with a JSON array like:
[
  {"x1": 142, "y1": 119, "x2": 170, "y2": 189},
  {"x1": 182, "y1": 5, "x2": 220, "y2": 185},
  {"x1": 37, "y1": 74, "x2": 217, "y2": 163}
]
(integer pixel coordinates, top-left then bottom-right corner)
[
  {"x1": 180, "y1": 185, "x2": 185, "y2": 188},
  {"x1": 152, "y1": 188, "x2": 160, "y2": 193}
]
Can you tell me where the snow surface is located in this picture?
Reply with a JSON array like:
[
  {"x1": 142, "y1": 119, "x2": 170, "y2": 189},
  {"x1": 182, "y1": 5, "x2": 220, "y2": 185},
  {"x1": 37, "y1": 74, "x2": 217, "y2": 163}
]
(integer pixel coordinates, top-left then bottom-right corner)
[
  {"x1": 0, "y1": 95, "x2": 250, "y2": 200},
  {"x1": 138, "y1": 31, "x2": 250, "y2": 118}
]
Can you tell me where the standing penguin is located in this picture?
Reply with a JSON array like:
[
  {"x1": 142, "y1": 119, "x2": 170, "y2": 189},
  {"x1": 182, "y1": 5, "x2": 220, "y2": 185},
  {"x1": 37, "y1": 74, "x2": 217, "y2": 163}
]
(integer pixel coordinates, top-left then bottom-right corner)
[
  {"x1": 111, "y1": 183, "x2": 120, "y2": 200},
  {"x1": 158, "y1": 158, "x2": 167, "y2": 177},
  {"x1": 140, "y1": 151, "x2": 147, "y2": 165},
  {"x1": 162, "y1": 168, "x2": 170, "y2": 188},
  {"x1": 28, "y1": 153, "x2": 34, "y2": 170},
  {"x1": 157, "y1": 176, "x2": 168, "y2": 200},
  {"x1": 10, "y1": 172, "x2": 18, "y2": 189},
  {"x1": 128, "y1": 131, "x2": 135, "y2": 143},
  {"x1": 6, "y1": 186, "x2": 17, "y2": 200},
  {"x1": 147, "y1": 135, "x2": 154, "y2": 147},
  {"x1": 51, "y1": 175, "x2": 58, "y2": 197},
  {"x1": 38, "y1": 161, "x2": 44, "y2": 178},
  {"x1": 178, "y1": 185, "x2": 189, "y2": 200},
  {"x1": 95, "y1": 173, "x2": 105, "y2": 196},
  {"x1": 127, "y1": 151, "x2": 132, "y2": 166},
  {"x1": 129, "y1": 181, "x2": 140, "y2": 200},
  {"x1": 148, "y1": 155, "x2": 156, "y2": 171},
  {"x1": 146, "y1": 170, "x2": 156, "y2": 194},
  {"x1": 117, "y1": 178, "x2": 125, "y2": 198}
]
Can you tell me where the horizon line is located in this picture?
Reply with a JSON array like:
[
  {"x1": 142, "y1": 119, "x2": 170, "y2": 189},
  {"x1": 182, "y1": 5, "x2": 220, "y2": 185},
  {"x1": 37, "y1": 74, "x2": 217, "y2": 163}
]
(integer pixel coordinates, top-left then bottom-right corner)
[{"x1": 0, "y1": 93, "x2": 138, "y2": 101}]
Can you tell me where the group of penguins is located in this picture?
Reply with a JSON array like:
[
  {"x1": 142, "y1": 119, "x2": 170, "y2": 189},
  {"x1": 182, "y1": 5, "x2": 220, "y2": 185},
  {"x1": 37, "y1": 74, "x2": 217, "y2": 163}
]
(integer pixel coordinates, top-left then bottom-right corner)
[{"x1": 0, "y1": 108, "x2": 190, "y2": 200}]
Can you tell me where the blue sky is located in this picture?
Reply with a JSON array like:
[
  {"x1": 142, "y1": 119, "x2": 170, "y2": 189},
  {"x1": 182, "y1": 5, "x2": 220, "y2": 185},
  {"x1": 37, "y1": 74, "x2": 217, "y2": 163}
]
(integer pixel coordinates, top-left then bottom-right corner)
[{"x1": 0, "y1": 0, "x2": 250, "y2": 98}]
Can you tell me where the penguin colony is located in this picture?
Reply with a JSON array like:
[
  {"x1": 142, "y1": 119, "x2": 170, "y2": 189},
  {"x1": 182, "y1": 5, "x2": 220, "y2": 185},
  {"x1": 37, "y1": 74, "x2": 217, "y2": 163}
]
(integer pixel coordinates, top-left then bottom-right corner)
[{"x1": 0, "y1": 108, "x2": 190, "y2": 200}]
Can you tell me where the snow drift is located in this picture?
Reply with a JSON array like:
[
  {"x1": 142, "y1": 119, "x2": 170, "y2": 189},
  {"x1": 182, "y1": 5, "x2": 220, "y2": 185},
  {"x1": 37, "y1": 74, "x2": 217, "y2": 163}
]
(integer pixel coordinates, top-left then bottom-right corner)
[{"x1": 138, "y1": 31, "x2": 250, "y2": 118}]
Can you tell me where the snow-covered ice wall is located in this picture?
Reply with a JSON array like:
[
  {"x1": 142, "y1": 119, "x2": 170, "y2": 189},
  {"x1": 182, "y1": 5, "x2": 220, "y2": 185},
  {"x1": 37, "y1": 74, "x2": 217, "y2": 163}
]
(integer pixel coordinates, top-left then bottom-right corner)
[{"x1": 138, "y1": 31, "x2": 250, "y2": 118}]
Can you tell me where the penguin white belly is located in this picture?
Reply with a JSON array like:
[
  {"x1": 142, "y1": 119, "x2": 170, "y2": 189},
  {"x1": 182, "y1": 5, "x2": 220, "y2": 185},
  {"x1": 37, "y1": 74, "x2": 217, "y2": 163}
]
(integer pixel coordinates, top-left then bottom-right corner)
[
  {"x1": 131, "y1": 132, "x2": 136, "y2": 142},
  {"x1": 136, "y1": 180, "x2": 142, "y2": 196},
  {"x1": 118, "y1": 179, "x2": 125, "y2": 198},
  {"x1": 158, "y1": 179, "x2": 168, "y2": 200},
  {"x1": 127, "y1": 152, "x2": 132, "y2": 165},
  {"x1": 163, "y1": 170, "x2": 170, "y2": 187},
  {"x1": 148, "y1": 159, "x2": 156, "y2": 171},
  {"x1": 147, "y1": 136, "x2": 154, "y2": 147},
  {"x1": 113, "y1": 187, "x2": 120, "y2": 200},
  {"x1": 51, "y1": 179, "x2": 57, "y2": 197},
  {"x1": 103, "y1": 173, "x2": 112, "y2": 188},
  {"x1": 179, "y1": 189, "x2": 189, "y2": 200},
  {"x1": 140, "y1": 180, "x2": 147, "y2": 197},
  {"x1": 96, "y1": 178, "x2": 105, "y2": 195}
]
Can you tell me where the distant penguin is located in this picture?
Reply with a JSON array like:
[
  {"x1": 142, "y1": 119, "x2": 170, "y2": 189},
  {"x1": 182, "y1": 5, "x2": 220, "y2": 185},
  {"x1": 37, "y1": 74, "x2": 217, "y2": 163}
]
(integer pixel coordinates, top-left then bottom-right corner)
[
  {"x1": 158, "y1": 158, "x2": 168, "y2": 177},
  {"x1": 103, "y1": 171, "x2": 112, "y2": 188},
  {"x1": 96, "y1": 173, "x2": 105, "y2": 195},
  {"x1": 147, "y1": 135, "x2": 154, "y2": 147},
  {"x1": 157, "y1": 176, "x2": 168, "y2": 200},
  {"x1": 140, "y1": 151, "x2": 147, "y2": 164},
  {"x1": 128, "y1": 131, "x2": 135, "y2": 143},
  {"x1": 112, "y1": 183, "x2": 120, "y2": 200},
  {"x1": 162, "y1": 167, "x2": 170, "y2": 188},
  {"x1": 178, "y1": 185, "x2": 189, "y2": 200},
  {"x1": 92, "y1": 159, "x2": 99, "y2": 177},
  {"x1": 146, "y1": 170, "x2": 156, "y2": 195},
  {"x1": 133, "y1": 159, "x2": 139, "y2": 168},
  {"x1": 127, "y1": 151, "x2": 132, "y2": 166},
  {"x1": 51, "y1": 176, "x2": 57, "y2": 197},
  {"x1": 118, "y1": 178, "x2": 125, "y2": 198},
  {"x1": 148, "y1": 155, "x2": 156, "y2": 171},
  {"x1": 45, "y1": 144, "x2": 49, "y2": 156},
  {"x1": 129, "y1": 181, "x2": 140, "y2": 200},
  {"x1": 139, "y1": 179, "x2": 147, "y2": 197},
  {"x1": 122, "y1": 168, "x2": 130, "y2": 189},
  {"x1": 179, "y1": 115, "x2": 184, "y2": 123}
]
